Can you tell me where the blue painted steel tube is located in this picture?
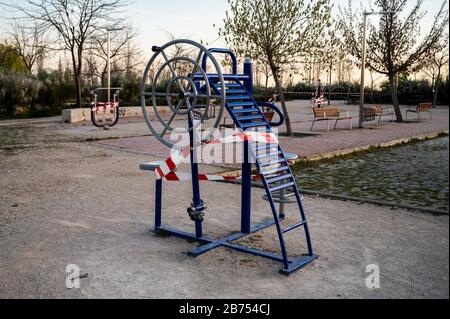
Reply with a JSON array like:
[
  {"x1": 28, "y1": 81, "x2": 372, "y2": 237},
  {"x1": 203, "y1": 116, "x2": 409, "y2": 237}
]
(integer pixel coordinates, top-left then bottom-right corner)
[
  {"x1": 243, "y1": 58, "x2": 253, "y2": 96},
  {"x1": 189, "y1": 116, "x2": 203, "y2": 238},
  {"x1": 294, "y1": 188, "x2": 314, "y2": 256},
  {"x1": 202, "y1": 48, "x2": 238, "y2": 74},
  {"x1": 241, "y1": 141, "x2": 252, "y2": 233},
  {"x1": 155, "y1": 179, "x2": 162, "y2": 229}
]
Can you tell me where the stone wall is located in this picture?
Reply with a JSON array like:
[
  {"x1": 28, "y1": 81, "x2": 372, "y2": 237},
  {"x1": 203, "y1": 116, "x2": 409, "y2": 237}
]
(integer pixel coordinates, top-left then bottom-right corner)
[{"x1": 61, "y1": 106, "x2": 169, "y2": 123}]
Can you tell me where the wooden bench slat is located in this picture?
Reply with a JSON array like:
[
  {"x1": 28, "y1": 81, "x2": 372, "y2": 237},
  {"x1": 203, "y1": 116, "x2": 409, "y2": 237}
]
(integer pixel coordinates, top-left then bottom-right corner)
[
  {"x1": 406, "y1": 102, "x2": 433, "y2": 121},
  {"x1": 311, "y1": 107, "x2": 353, "y2": 132},
  {"x1": 417, "y1": 103, "x2": 432, "y2": 111},
  {"x1": 313, "y1": 107, "x2": 340, "y2": 118}
]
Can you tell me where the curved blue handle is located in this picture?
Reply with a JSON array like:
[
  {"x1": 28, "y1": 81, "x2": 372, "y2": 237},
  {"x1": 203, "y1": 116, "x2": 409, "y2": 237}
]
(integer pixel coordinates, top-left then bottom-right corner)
[
  {"x1": 202, "y1": 48, "x2": 237, "y2": 74},
  {"x1": 257, "y1": 102, "x2": 285, "y2": 127}
]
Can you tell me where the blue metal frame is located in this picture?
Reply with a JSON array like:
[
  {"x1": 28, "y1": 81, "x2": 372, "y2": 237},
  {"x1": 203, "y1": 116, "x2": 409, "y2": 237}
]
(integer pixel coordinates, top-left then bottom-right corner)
[
  {"x1": 151, "y1": 49, "x2": 317, "y2": 275},
  {"x1": 153, "y1": 192, "x2": 317, "y2": 274},
  {"x1": 243, "y1": 59, "x2": 253, "y2": 95},
  {"x1": 202, "y1": 48, "x2": 238, "y2": 75},
  {"x1": 241, "y1": 141, "x2": 252, "y2": 233},
  {"x1": 188, "y1": 115, "x2": 204, "y2": 238},
  {"x1": 256, "y1": 102, "x2": 285, "y2": 127}
]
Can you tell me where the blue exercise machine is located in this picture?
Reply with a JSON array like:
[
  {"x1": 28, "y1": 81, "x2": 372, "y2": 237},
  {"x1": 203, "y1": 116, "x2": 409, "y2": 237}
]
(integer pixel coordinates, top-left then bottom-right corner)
[{"x1": 140, "y1": 39, "x2": 316, "y2": 275}]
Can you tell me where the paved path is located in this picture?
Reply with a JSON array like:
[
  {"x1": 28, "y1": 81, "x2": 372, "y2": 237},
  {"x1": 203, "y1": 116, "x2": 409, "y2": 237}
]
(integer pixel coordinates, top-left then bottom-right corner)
[
  {"x1": 0, "y1": 116, "x2": 61, "y2": 127},
  {"x1": 0, "y1": 102, "x2": 448, "y2": 299},
  {"x1": 93, "y1": 102, "x2": 449, "y2": 162}
]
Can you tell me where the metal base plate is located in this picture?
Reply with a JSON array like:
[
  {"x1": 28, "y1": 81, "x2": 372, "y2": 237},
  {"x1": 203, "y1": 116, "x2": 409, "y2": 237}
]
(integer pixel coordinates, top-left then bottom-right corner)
[{"x1": 154, "y1": 218, "x2": 317, "y2": 275}]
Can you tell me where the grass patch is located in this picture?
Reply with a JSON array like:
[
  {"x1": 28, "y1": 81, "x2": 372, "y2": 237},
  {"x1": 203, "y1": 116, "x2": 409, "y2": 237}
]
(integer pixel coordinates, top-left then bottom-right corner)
[
  {"x1": 293, "y1": 132, "x2": 449, "y2": 169},
  {"x1": 278, "y1": 131, "x2": 321, "y2": 137}
]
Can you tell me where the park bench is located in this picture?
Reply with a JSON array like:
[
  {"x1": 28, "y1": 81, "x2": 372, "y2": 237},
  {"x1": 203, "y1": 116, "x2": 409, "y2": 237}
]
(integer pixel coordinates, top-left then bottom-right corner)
[
  {"x1": 311, "y1": 107, "x2": 353, "y2": 132},
  {"x1": 406, "y1": 102, "x2": 433, "y2": 121},
  {"x1": 363, "y1": 105, "x2": 395, "y2": 125}
]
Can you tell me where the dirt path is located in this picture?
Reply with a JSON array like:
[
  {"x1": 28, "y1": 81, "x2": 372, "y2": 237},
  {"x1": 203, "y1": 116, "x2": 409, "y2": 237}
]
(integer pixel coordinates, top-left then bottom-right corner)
[{"x1": 0, "y1": 122, "x2": 448, "y2": 298}]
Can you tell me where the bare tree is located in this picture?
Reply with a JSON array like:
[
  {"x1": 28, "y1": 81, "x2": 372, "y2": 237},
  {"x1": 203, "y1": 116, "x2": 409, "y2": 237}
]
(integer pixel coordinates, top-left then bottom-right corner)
[
  {"x1": 368, "y1": 69, "x2": 383, "y2": 103},
  {"x1": 164, "y1": 31, "x2": 198, "y2": 77},
  {"x1": 7, "y1": 19, "x2": 48, "y2": 73},
  {"x1": 340, "y1": 0, "x2": 449, "y2": 122},
  {"x1": 423, "y1": 45, "x2": 449, "y2": 107},
  {"x1": 6, "y1": 0, "x2": 129, "y2": 108},
  {"x1": 256, "y1": 62, "x2": 272, "y2": 90},
  {"x1": 313, "y1": 21, "x2": 345, "y2": 104},
  {"x1": 124, "y1": 33, "x2": 142, "y2": 77},
  {"x1": 336, "y1": 58, "x2": 354, "y2": 83},
  {"x1": 85, "y1": 25, "x2": 141, "y2": 86},
  {"x1": 83, "y1": 52, "x2": 99, "y2": 86},
  {"x1": 219, "y1": 0, "x2": 334, "y2": 135}
]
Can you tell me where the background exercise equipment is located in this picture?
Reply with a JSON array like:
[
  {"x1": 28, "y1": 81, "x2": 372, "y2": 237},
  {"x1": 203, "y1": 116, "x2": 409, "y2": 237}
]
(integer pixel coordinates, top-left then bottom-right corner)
[{"x1": 90, "y1": 87, "x2": 122, "y2": 128}]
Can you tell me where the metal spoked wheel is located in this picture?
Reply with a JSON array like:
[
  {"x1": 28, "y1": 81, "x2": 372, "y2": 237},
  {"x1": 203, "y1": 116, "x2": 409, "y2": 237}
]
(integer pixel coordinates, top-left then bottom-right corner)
[{"x1": 140, "y1": 39, "x2": 226, "y2": 150}]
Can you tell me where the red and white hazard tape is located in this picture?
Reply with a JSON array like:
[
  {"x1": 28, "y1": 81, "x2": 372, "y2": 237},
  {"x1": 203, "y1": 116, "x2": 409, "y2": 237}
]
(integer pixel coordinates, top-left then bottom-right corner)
[
  {"x1": 154, "y1": 131, "x2": 278, "y2": 180},
  {"x1": 164, "y1": 172, "x2": 260, "y2": 182},
  {"x1": 207, "y1": 131, "x2": 278, "y2": 145},
  {"x1": 91, "y1": 102, "x2": 119, "y2": 112}
]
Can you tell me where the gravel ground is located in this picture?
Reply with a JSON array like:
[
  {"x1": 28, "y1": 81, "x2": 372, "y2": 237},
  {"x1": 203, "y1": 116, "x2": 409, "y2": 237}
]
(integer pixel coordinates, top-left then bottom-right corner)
[{"x1": 0, "y1": 121, "x2": 448, "y2": 299}]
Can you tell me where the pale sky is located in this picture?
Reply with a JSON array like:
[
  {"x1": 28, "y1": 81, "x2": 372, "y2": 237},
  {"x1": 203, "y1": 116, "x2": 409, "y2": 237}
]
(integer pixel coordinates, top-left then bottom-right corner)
[
  {"x1": 128, "y1": 0, "x2": 446, "y2": 58},
  {"x1": 0, "y1": 0, "x2": 447, "y2": 78}
]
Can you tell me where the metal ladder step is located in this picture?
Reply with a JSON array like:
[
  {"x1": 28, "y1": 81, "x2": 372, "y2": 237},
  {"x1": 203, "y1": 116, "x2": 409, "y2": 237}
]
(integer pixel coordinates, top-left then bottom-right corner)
[
  {"x1": 226, "y1": 95, "x2": 252, "y2": 100},
  {"x1": 227, "y1": 101, "x2": 255, "y2": 107},
  {"x1": 231, "y1": 108, "x2": 260, "y2": 114},
  {"x1": 220, "y1": 89, "x2": 247, "y2": 94},
  {"x1": 236, "y1": 114, "x2": 265, "y2": 121},
  {"x1": 257, "y1": 151, "x2": 282, "y2": 159},
  {"x1": 240, "y1": 122, "x2": 268, "y2": 129},
  {"x1": 255, "y1": 143, "x2": 277, "y2": 152},
  {"x1": 261, "y1": 165, "x2": 290, "y2": 175},
  {"x1": 206, "y1": 74, "x2": 249, "y2": 80},
  {"x1": 269, "y1": 182, "x2": 295, "y2": 193},
  {"x1": 281, "y1": 221, "x2": 307, "y2": 234},
  {"x1": 259, "y1": 158, "x2": 286, "y2": 167},
  {"x1": 215, "y1": 83, "x2": 241, "y2": 88},
  {"x1": 265, "y1": 174, "x2": 293, "y2": 184}
]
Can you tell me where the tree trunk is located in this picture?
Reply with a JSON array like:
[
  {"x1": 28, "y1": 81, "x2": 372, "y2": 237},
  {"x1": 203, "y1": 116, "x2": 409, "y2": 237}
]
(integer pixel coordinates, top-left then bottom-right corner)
[
  {"x1": 270, "y1": 64, "x2": 292, "y2": 136},
  {"x1": 70, "y1": 49, "x2": 82, "y2": 108},
  {"x1": 371, "y1": 82, "x2": 374, "y2": 104},
  {"x1": 76, "y1": 49, "x2": 83, "y2": 108},
  {"x1": 432, "y1": 67, "x2": 441, "y2": 108},
  {"x1": 255, "y1": 70, "x2": 260, "y2": 87},
  {"x1": 328, "y1": 62, "x2": 332, "y2": 106},
  {"x1": 433, "y1": 85, "x2": 439, "y2": 108},
  {"x1": 101, "y1": 66, "x2": 107, "y2": 88},
  {"x1": 75, "y1": 72, "x2": 82, "y2": 108},
  {"x1": 389, "y1": 74, "x2": 403, "y2": 122}
]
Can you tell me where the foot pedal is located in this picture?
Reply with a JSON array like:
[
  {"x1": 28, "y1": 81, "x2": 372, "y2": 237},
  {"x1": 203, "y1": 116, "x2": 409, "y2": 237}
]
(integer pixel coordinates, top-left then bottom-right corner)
[{"x1": 187, "y1": 201, "x2": 206, "y2": 222}]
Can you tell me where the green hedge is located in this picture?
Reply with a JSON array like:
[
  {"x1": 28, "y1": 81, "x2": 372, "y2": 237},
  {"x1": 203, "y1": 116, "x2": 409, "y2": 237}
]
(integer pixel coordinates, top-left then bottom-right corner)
[{"x1": 1, "y1": 70, "x2": 448, "y2": 120}]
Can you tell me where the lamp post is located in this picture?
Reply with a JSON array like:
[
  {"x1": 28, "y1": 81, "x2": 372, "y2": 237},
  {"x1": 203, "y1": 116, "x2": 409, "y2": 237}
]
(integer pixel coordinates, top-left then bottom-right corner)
[
  {"x1": 359, "y1": 11, "x2": 395, "y2": 126},
  {"x1": 107, "y1": 27, "x2": 124, "y2": 102},
  {"x1": 328, "y1": 60, "x2": 332, "y2": 106}
]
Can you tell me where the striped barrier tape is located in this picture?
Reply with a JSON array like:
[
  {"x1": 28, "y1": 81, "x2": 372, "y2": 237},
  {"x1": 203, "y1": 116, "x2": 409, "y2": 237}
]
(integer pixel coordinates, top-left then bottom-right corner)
[
  {"x1": 164, "y1": 172, "x2": 261, "y2": 182},
  {"x1": 91, "y1": 102, "x2": 119, "y2": 112},
  {"x1": 154, "y1": 131, "x2": 279, "y2": 180}
]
